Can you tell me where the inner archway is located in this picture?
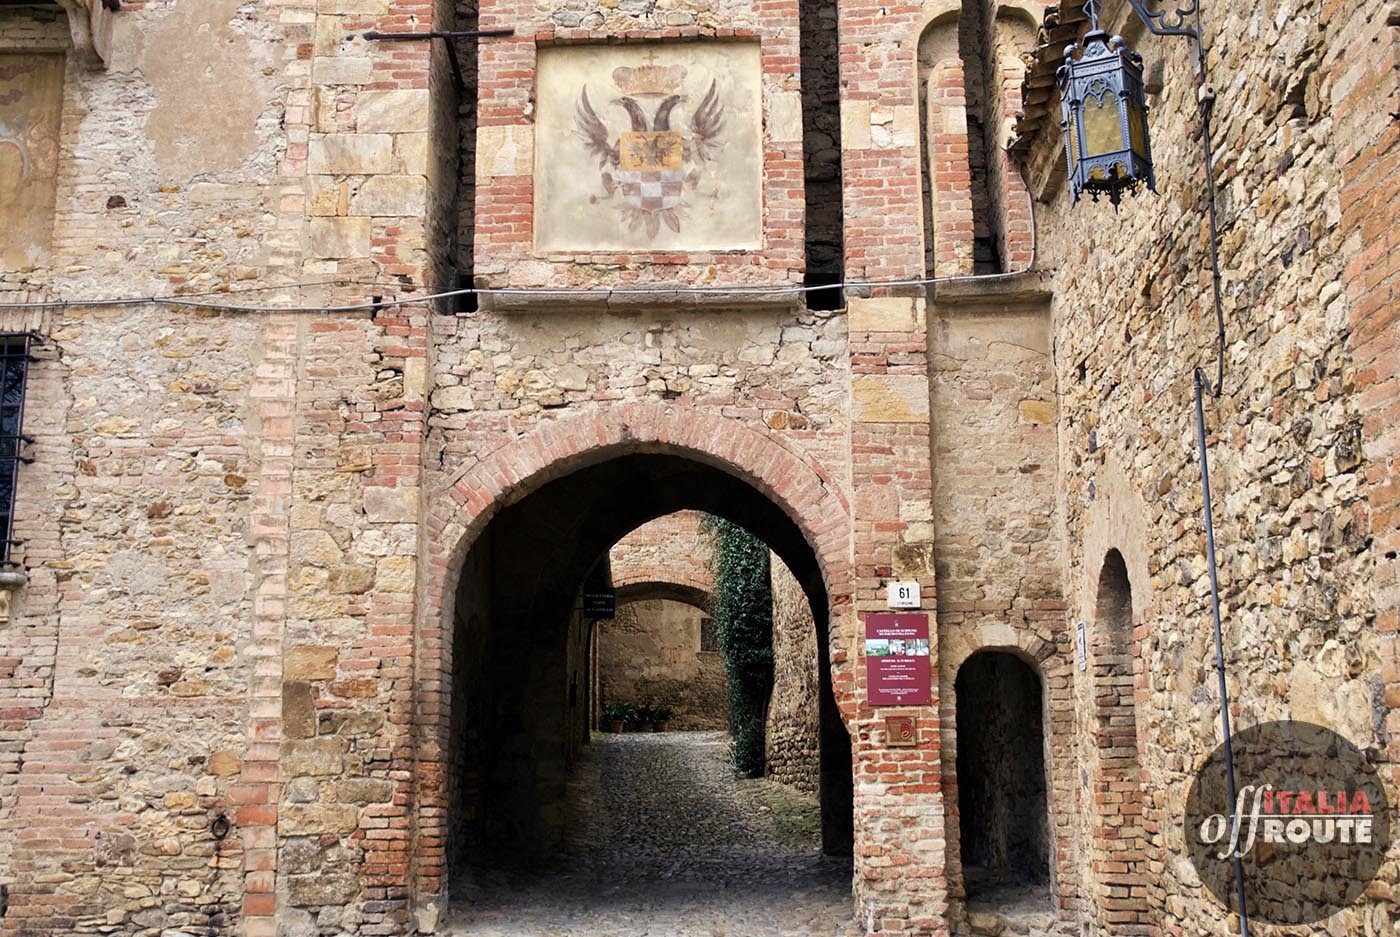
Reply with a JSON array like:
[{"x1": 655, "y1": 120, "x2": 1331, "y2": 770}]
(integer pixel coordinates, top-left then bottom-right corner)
[{"x1": 437, "y1": 450, "x2": 854, "y2": 930}]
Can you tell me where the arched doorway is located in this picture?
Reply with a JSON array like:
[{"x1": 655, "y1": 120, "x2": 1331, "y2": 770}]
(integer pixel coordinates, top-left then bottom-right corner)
[
  {"x1": 425, "y1": 445, "x2": 855, "y2": 928},
  {"x1": 954, "y1": 650, "x2": 1051, "y2": 905}
]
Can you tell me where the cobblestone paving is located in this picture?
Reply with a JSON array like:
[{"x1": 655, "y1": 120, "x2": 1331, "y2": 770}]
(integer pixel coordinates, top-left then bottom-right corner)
[{"x1": 445, "y1": 731, "x2": 856, "y2": 936}]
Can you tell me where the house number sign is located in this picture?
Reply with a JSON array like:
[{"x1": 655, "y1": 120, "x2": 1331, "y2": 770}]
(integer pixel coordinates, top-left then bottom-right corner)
[{"x1": 886, "y1": 581, "x2": 920, "y2": 609}]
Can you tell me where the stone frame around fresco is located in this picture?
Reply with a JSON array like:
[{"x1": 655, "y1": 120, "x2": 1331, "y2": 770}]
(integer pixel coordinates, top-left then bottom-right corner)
[
  {"x1": 533, "y1": 39, "x2": 765, "y2": 255},
  {"x1": 473, "y1": 24, "x2": 808, "y2": 310}
]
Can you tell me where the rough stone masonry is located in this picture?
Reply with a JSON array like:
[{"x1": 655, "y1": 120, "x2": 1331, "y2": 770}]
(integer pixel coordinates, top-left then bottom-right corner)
[{"x1": 0, "y1": 0, "x2": 1396, "y2": 935}]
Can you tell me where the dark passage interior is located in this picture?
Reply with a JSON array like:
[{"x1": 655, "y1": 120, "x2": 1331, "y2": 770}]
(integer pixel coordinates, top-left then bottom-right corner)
[
  {"x1": 955, "y1": 650, "x2": 1050, "y2": 895},
  {"x1": 444, "y1": 452, "x2": 853, "y2": 880}
]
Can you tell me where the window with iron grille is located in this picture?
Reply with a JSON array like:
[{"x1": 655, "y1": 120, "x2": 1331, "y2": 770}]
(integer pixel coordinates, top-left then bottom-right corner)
[
  {"x1": 700, "y1": 617, "x2": 720, "y2": 653},
  {"x1": 0, "y1": 336, "x2": 32, "y2": 568}
]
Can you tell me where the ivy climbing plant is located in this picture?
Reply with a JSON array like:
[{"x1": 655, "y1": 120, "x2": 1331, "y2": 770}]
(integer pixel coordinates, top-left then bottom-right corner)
[{"x1": 702, "y1": 515, "x2": 774, "y2": 777}]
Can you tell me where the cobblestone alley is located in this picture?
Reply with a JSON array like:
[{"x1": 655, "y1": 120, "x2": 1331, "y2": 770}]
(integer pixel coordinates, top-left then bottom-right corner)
[{"x1": 444, "y1": 732, "x2": 855, "y2": 936}]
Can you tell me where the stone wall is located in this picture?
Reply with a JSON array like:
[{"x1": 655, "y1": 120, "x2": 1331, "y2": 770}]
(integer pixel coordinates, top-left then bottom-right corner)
[
  {"x1": 765, "y1": 552, "x2": 820, "y2": 793},
  {"x1": 598, "y1": 598, "x2": 727, "y2": 728},
  {"x1": 0, "y1": 0, "x2": 1393, "y2": 935},
  {"x1": 1018, "y1": 0, "x2": 1400, "y2": 932}
]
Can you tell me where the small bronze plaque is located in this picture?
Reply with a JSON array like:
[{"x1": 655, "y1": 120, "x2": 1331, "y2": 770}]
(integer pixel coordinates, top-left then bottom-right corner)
[{"x1": 886, "y1": 715, "x2": 917, "y2": 748}]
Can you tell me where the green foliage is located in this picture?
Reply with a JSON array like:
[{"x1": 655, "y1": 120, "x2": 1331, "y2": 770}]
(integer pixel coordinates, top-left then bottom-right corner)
[
  {"x1": 603, "y1": 702, "x2": 637, "y2": 725},
  {"x1": 638, "y1": 702, "x2": 673, "y2": 722},
  {"x1": 703, "y1": 515, "x2": 774, "y2": 777}
]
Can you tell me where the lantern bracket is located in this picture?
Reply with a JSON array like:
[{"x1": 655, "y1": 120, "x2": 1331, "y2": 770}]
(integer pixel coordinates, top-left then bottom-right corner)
[{"x1": 1122, "y1": 0, "x2": 1200, "y2": 39}]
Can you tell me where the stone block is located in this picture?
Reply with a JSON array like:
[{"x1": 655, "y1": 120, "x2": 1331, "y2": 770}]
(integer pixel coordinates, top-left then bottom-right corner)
[
  {"x1": 768, "y1": 91, "x2": 803, "y2": 143},
  {"x1": 207, "y1": 750, "x2": 240, "y2": 777},
  {"x1": 328, "y1": 566, "x2": 374, "y2": 595},
  {"x1": 396, "y1": 132, "x2": 429, "y2": 174},
  {"x1": 280, "y1": 804, "x2": 361, "y2": 836},
  {"x1": 476, "y1": 124, "x2": 534, "y2": 181},
  {"x1": 280, "y1": 739, "x2": 343, "y2": 777},
  {"x1": 292, "y1": 530, "x2": 343, "y2": 568},
  {"x1": 852, "y1": 374, "x2": 930, "y2": 423},
  {"x1": 841, "y1": 99, "x2": 872, "y2": 150},
  {"x1": 893, "y1": 543, "x2": 935, "y2": 579},
  {"x1": 338, "y1": 778, "x2": 394, "y2": 804},
  {"x1": 317, "y1": 709, "x2": 385, "y2": 737},
  {"x1": 312, "y1": 56, "x2": 373, "y2": 85},
  {"x1": 403, "y1": 357, "x2": 426, "y2": 403},
  {"x1": 349, "y1": 174, "x2": 427, "y2": 216},
  {"x1": 285, "y1": 646, "x2": 338, "y2": 681},
  {"x1": 849, "y1": 297, "x2": 921, "y2": 333},
  {"x1": 330, "y1": 678, "x2": 378, "y2": 699},
  {"x1": 356, "y1": 89, "x2": 430, "y2": 133},
  {"x1": 288, "y1": 594, "x2": 350, "y2": 620},
  {"x1": 308, "y1": 218, "x2": 372, "y2": 259},
  {"x1": 281, "y1": 838, "x2": 323, "y2": 874},
  {"x1": 430, "y1": 385, "x2": 473, "y2": 411},
  {"x1": 336, "y1": 445, "x2": 373, "y2": 473},
  {"x1": 288, "y1": 873, "x2": 360, "y2": 906},
  {"x1": 283, "y1": 681, "x2": 317, "y2": 739},
  {"x1": 364, "y1": 486, "x2": 417, "y2": 523},
  {"x1": 308, "y1": 134, "x2": 394, "y2": 175},
  {"x1": 1019, "y1": 398, "x2": 1055, "y2": 424},
  {"x1": 375, "y1": 556, "x2": 415, "y2": 593}
]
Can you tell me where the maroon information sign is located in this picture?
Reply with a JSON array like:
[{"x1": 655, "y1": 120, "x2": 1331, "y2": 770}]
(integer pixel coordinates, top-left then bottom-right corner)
[{"x1": 865, "y1": 613, "x2": 932, "y2": 706}]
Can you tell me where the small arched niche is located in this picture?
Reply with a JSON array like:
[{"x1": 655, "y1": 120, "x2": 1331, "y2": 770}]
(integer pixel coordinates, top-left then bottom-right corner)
[
  {"x1": 954, "y1": 649, "x2": 1051, "y2": 900},
  {"x1": 1091, "y1": 549, "x2": 1150, "y2": 931}
]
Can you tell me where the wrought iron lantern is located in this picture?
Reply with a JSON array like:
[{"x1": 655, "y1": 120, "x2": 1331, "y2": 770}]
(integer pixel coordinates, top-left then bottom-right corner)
[{"x1": 1057, "y1": 2, "x2": 1155, "y2": 205}]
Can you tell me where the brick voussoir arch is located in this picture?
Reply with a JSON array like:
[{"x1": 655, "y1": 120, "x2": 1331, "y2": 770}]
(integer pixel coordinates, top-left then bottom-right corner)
[
  {"x1": 435, "y1": 403, "x2": 851, "y2": 586},
  {"x1": 615, "y1": 581, "x2": 715, "y2": 614},
  {"x1": 414, "y1": 403, "x2": 855, "y2": 908}
]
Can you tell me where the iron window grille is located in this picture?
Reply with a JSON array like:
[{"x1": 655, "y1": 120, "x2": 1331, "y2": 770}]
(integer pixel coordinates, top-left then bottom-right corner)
[{"x1": 0, "y1": 335, "x2": 34, "y2": 568}]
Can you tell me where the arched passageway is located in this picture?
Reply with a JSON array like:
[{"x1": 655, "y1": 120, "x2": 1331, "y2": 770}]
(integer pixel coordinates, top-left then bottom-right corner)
[
  {"x1": 954, "y1": 650, "x2": 1051, "y2": 904},
  {"x1": 436, "y1": 451, "x2": 854, "y2": 930}
]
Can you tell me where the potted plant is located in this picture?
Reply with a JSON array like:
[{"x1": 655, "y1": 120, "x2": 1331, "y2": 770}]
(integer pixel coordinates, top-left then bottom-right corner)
[
  {"x1": 650, "y1": 705, "x2": 673, "y2": 732},
  {"x1": 635, "y1": 702, "x2": 655, "y2": 733},
  {"x1": 602, "y1": 702, "x2": 630, "y2": 733}
]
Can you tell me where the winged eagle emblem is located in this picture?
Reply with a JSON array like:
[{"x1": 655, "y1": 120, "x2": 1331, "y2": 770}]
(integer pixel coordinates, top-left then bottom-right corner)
[{"x1": 574, "y1": 61, "x2": 726, "y2": 239}]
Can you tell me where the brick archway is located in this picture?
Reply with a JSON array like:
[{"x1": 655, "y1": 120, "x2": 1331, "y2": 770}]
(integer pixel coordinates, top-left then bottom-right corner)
[
  {"x1": 413, "y1": 403, "x2": 854, "y2": 910},
  {"x1": 615, "y1": 580, "x2": 713, "y2": 613}
]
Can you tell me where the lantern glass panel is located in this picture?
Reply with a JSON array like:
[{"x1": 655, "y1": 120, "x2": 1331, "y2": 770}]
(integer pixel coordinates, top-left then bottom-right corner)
[
  {"x1": 1128, "y1": 95, "x2": 1149, "y2": 159},
  {"x1": 1067, "y1": 108, "x2": 1080, "y2": 169},
  {"x1": 1083, "y1": 89, "x2": 1122, "y2": 159}
]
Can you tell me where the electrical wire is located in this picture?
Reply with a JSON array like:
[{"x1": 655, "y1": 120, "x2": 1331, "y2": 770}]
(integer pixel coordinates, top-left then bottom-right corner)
[{"x1": 0, "y1": 174, "x2": 1040, "y2": 316}]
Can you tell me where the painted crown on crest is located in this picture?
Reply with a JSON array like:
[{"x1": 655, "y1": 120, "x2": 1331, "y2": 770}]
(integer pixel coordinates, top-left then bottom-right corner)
[{"x1": 612, "y1": 54, "x2": 687, "y2": 97}]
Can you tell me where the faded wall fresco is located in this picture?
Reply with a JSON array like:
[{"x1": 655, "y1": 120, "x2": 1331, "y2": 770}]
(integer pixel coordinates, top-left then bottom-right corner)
[
  {"x1": 534, "y1": 41, "x2": 763, "y2": 252},
  {"x1": 0, "y1": 53, "x2": 62, "y2": 268}
]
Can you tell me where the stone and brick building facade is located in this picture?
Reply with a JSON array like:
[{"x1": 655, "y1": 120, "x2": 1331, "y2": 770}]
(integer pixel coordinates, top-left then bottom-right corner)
[{"x1": 0, "y1": 0, "x2": 1396, "y2": 935}]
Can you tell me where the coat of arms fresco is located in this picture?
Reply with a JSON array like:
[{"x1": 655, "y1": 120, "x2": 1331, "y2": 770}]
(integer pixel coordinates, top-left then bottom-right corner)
[
  {"x1": 534, "y1": 43, "x2": 762, "y2": 253},
  {"x1": 0, "y1": 54, "x2": 64, "y2": 268}
]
